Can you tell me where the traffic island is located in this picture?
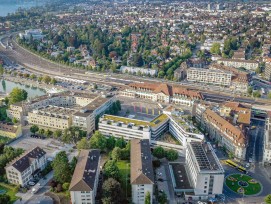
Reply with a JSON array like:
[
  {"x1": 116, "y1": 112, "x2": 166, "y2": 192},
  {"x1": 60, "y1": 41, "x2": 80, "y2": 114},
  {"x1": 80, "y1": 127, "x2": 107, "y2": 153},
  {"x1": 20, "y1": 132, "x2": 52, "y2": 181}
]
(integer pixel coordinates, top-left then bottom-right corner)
[{"x1": 225, "y1": 174, "x2": 262, "y2": 195}]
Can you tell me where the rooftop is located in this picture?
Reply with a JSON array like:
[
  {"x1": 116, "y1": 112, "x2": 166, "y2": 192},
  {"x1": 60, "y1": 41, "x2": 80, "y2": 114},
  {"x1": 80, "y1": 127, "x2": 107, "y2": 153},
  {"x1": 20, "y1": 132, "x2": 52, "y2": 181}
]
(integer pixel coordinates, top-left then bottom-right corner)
[
  {"x1": 130, "y1": 139, "x2": 154, "y2": 185},
  {"x1": 69, "y1": 149, "x2": 100, "y2": 191},
  {"x1": 189, "y1": 142, "x2": 224, "y2": 172},
  {"x1": 170, "y1": 163, "x2": 193, "y2": 190}
]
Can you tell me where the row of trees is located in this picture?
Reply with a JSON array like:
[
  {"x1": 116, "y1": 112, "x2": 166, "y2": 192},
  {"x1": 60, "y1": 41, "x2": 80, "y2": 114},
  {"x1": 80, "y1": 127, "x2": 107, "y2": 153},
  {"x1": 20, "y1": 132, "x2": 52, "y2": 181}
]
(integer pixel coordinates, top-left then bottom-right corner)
[
  {"x1": 30, "y1": 125, "x2": 87, "y2": 144},
  {"x1": 11, "y1": 72, "x2": 57, "y2": 85}
]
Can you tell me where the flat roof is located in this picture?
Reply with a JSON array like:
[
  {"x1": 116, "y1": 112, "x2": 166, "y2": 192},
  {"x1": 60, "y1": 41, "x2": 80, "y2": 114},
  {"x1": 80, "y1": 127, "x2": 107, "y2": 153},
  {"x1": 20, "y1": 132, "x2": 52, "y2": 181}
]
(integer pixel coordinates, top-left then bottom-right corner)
[
  {"x1": 170, "y1": 163, "x2": 192, "y2": 190},
  {"x1": 189, "y1": 142, "x2": 223, "y2": 172}
]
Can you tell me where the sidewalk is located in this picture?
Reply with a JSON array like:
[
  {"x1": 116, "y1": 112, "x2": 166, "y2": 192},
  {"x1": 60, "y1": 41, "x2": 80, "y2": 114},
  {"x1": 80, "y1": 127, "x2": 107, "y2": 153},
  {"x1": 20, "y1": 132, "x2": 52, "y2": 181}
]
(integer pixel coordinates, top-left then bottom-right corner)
[{"x1": 14, "y1": 171, "x2": 53, "y2": 204}]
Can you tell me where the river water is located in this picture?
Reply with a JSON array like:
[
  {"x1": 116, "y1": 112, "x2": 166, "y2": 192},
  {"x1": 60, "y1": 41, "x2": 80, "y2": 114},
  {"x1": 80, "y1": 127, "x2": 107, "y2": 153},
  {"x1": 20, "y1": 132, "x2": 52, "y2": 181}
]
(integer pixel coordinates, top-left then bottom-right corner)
[
  {"x1": 0, "y1": 0, "x2": 47, "y2": 17},
  {"x1": 0, "y1": 79, "x2": 45, "y2": 99}
]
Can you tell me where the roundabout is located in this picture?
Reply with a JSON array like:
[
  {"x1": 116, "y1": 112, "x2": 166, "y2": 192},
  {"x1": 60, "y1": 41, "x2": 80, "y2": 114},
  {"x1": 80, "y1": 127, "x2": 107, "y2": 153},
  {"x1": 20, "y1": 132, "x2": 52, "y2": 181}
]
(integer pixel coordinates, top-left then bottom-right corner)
[{"x1": 225, "y1": 174, "x2": 262, "y2": 196}]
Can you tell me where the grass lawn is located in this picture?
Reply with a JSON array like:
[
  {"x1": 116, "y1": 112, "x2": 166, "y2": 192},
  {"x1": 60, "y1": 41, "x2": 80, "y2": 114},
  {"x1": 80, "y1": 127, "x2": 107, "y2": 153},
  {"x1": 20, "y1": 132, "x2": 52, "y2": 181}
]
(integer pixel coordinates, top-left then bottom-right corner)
[
  {"x1": 225, "y1": 174, "x2": 261, "y2": 195},
  {"x1": 116, "y1": 160, "x2": 131, "y2": 198},
  {"x1": 0, "y1": 182, "x2": 20, "y2": 204}
]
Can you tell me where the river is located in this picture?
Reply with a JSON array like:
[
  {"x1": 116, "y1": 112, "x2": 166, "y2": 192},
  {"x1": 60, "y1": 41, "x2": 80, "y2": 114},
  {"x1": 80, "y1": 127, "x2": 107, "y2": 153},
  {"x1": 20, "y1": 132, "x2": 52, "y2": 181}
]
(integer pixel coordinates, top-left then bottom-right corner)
[
  {"x1": 0, "y1": 0, "x2": 47, "y2": 17},
  {"x1": 0, "y1": 79, "x2": 45, "y2": 99}
]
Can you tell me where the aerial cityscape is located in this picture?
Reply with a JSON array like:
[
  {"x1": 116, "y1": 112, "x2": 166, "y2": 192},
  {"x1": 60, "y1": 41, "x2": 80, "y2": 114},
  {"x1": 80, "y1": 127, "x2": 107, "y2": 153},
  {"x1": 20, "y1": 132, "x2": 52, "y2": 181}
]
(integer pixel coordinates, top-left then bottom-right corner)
[{"x1": 0, "y1": 0, "x2": 271, "y2": 204}]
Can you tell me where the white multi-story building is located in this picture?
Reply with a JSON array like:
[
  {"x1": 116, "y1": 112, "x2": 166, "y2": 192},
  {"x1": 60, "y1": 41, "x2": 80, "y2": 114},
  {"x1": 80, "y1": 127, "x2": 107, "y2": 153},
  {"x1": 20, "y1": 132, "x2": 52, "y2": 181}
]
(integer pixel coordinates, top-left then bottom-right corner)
[
  {"x1": 5, "y1": 147, "x2": 47, "y2": 187},
  {"x1": 217, "y1": 58, "x2": 258, "y2": 71},
  {"x1": 263, "y1": 116, "x2": 271, "y2": 164},
  {"x1": 131, "y1": 139, "x2": 154, "y2": 204},
  {"x1": 120, "y1": 82, "x2": 202, "y2": 107},
  {"x1": 98, "y1": 114, "x2": 169, "y2": 140},
  {"x1": 120, "y1": 66, "x2": 157, "y2": 76},
  {"x1": 164, "y1": 107, "x2": 204, "y2": 146},
  {"x1": 185, "y1": 142, "x2": 224, "y2": 200},
  {"x1": 187, "y1": 68, "x2": 232, "y2": 86},
  {"x1": 69, "y1": 149, "x2": 101, "y2": 204}
]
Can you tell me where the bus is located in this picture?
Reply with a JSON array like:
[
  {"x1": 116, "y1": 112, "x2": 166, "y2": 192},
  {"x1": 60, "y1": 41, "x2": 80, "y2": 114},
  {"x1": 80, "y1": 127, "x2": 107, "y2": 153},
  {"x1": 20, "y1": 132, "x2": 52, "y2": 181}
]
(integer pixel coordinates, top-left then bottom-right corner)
[{"x1": 226, "y1": 160, "x2": 247, "y2": 174}]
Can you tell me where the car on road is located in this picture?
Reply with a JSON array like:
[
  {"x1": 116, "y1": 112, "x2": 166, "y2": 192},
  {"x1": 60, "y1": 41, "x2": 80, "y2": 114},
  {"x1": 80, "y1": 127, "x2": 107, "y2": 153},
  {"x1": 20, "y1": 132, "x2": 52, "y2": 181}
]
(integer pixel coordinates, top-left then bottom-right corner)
[{"x1": 28, "y1": 181, "x2": 35, "y2": 186}]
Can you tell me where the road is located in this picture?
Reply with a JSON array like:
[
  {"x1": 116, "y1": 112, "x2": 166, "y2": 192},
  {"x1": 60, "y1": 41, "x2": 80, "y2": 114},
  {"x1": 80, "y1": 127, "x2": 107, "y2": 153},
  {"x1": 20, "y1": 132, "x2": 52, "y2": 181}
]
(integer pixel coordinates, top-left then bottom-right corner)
[{"x1": 0, "y1": 34, "x2": 271, "y2": 106}]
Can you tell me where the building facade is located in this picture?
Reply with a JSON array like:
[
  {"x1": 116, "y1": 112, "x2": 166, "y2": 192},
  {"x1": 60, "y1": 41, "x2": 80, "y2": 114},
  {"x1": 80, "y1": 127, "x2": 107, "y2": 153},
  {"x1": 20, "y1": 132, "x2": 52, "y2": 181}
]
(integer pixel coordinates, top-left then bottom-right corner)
[
  {"x1": 200, "y1": 109, "x2": 247, "y2": 160},
  {"x1": 263, "y1": 116, "x2": 271, "y2": 164},
  {"x1": 69, "y1": 149, "x2": 100, "y2": 204},
  {"x1": 187, "y1": 68, "x2": 232, "y2": 86},
  {"x1": 185, "y1": 142, "x2": 224, "y2": 200},
  {"x1": 131, "y1": 139, "x2": 154, "y2": 204},
  {"x1": 265, "y1": 61, "x2": 271, "y2": 81},
  {"x1": 5, "y1": 147, "x2": 47, "y2": 187},
  {"x1": 217, "y1": 58, "x2": 258, "y2": 71},
  {"x1": 120, "y1": 83, "x2": 202, "y2": 106}
]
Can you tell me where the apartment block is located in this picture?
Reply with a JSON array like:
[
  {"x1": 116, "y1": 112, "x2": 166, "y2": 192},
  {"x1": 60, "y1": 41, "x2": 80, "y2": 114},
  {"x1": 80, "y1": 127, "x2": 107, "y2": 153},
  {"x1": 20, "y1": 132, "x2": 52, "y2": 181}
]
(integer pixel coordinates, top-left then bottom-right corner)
[
  {"x1": 69, "y1": 149, "x2": 101, "y2": 204},
  {"x1": 0, "y1": 122, "x2": 22, "y2": 138},
  {"x1": 263, "y1": 116, "x2": 271, "y2": 164},
  {"x1": 217, "y1": 58, "x2": 258, "y2": 71},
  {"x1": 8, "y1": 92, "x2": 114, "y2": 134},
  {"x1": 5, "y1": 147, "x2": 47, "y2": 187},
  {"x1": 187, "y1": 68, "x2": 232, "y2": 86},
  {"x1": 99, "y1": 114, "x2": 169, "y2": 140},
  {"x1": 185, "y1": 142, "x2": 224, "y2": 200},
  {"x1": 120, "y1": 82, "x2": 202, "y2": 106},
  {"x1": 131, "y1": 139, "x2": 154, "y2": 204},
  {"x1": 265, "y1": 61, "x2": 271, "y2": 81},
  {"x1": 200, "y1": 108, "x2": 247, "y2": 160}
]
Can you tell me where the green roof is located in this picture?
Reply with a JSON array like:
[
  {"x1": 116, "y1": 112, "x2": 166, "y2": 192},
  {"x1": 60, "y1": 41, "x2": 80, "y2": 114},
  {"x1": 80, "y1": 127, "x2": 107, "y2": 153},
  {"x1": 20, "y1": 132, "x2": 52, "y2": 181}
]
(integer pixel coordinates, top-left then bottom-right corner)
[{"x1": 103, "y1": 114, "x2": 168, "y2": 127}]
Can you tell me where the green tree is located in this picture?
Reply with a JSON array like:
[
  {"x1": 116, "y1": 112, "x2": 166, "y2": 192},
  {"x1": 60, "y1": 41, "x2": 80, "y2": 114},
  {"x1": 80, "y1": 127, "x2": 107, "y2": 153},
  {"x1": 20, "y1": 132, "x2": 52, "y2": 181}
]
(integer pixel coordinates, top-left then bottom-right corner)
[
  {"x1": 253, "y1": 91, "x2": 261, "y2": 98},
  {"x1": 38, "y1": 128, "x2": 45, "y2": 135},
  {"x1": 70, "y1": 156, "x2": 77, "y2": 174},
  {"x1": 52, "y1": 151, "x2": 72, "y2": 183},
  {"x1": 62, "y1": 182, "x2": 70, "y2": 191},
  {"x1": 158, "y1": 192, "x2": 167, "y2": 204},
  {"x1": 45, "y1": 129, "x2": 53, "y2": 138},
  {"x1": 111, "y1": 147, "x2": 122, "y2": 161},
  {"x1": 145, "y1": 191, "x2": 151, "y2": 204},
  {"x1": 12, "y1": 117, "x2": 18, "y2": 124},
  {"x1": 104, "y1": 160, "x2": 120, "y2": 180},
  {"x1": 0, "y1": 194, "x2": 10, "y2": 203},
  {"x1": 115, "y1": 100, "x2": 121, "y2": 111},
  {"x1": 53, "y1": 130, "x2": 62, "y2": 139},
  {"x1": 9, "y1": 88, "x2": 28, "y2": 104},
  {"x1": 106, "y1": 136, "x2": 116, "y2": 151},
  {"x1": 265, "y1": 194, "x2": 271, "y2": 204},
  {"x1": 51, "y1": 78, "x2": 57, "y2": 85},
  {"x1": 153, "y1": 146, "x2": 165, "y2": 159},
  {"x1": 247, "y1": 86, "x2": 253, "y2": 95},
  {"x1": 30, "y1": 125, "x2": 39, "y2": 136},
  {"x1": 42, "y1": 75, "x2": 51, "y2": 84},
  {"x1": 89, "y1": 131, "x2": 107, "y2": 151},
  {"x1": 165, "y1": 149, "x2": 178, "y2": 161},
  {"x1": 268, "y1": 92, "x2": 271, "y2": 99},
  {"x1": 102, "y1": 178, "x2": 123, "y2": 204},
  {"x1": 210, "y1": 43, "x2": 221, "y2": 55},
  {"x1": 115, "y1": 136, "x2": 126, "y2": 149},
  {"x1": 0, "y1": 65, "x2": 4, "y2": 76},
  {"x1": 77, "y1": 137, "x2": 90, "y2": 149}
]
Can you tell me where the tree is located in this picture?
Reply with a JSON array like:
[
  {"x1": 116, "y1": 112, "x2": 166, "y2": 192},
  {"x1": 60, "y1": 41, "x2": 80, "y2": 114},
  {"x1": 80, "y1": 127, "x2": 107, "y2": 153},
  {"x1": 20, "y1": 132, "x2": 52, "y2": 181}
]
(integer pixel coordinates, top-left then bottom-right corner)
[
  {"x1": 210, "y1": 43, "x2": 221, "y2": 55},
  {"x1": 115, "y1": 100, "x2": 121, "y2": 111},
  {"x1": 52, "y1": 151, "x2": 72, "y2": 183},
  {"x1": 89, "y1": 131, "x2": 107, "y2": 151},
  {"x1": 50, "y1": 78, "x2": 57, "y2": 85},
  {"x1": 115, "y1": 137, "x2": 126, "y2": 149},
  {"x1": 70, "y1": 156, "x2": 77, "y2": 174},
  {"x1": 106, "y1": 136, "x2": 116, "y2": 151},
  {"x1": 77, "y1": 137, "x2": 90, "y2": 149},
  {"x1": 30, "y1": 125, "x2": 39, "y2": 136},
  {"x1": 247, "y1": 86, "x2": 253, "y2": 95},
  {"x1": 45, "y1": 129, "x2": 53, "y2": 138},
  {"x1": 145, "y1": 191, "x2": 151, "y2": 204},
  {"x1": 158, "y1": 192, "x2": 167, "y2": 204},
  {"x1": 111, "y1": 147, "x2": 121, "y2": 161},
  {"x1": 12, "y1": 118, "x2": 18, "y2": 124},
  {"x1": 253, "y1": 90, "x2": 261, "y2": 98},
  {"x1": 9, "y1": 88, "x2": 28, "y2": 104},
  {"x1": 62, "y1": 182, "x2": 70, "y2": 191},
  {"x1": 0, "y1": 194, "x2": 10, "y2": 203},
  {"x1": 38, "y1": 128, "x2": 45, "y2": 135},
  {"x1": 265, "y1": 194, "x2": 271, "y2": 204},
  {"x1": 104, "y1": 160, "x2": 120, "y2": 180},
  {"x1": 268, "y1": 92, "x2": 271, "y2": 99},
  {"x1": 153, "y1": 146, "x2": 165, "y2": 159},
  {"x1": 165, "y1": 149, "x2": 178, "y2": 161},
  {"x1": 42, "y1": 75, "x2": 51, "y2": 84},
  {"x1": 102, "y1": 178, "x2": 123, "y2": 204},
  {"x1": 0, "y1": 65, "x2": 4, "y2": 76},
  {"x1": 53, "y1": 130, "x2": 62, "y2": 139}
]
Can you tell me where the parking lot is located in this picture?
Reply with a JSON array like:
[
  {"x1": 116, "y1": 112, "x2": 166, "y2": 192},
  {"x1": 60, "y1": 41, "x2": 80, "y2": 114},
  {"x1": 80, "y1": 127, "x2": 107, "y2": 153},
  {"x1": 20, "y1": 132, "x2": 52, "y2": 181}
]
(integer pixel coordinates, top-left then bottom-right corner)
[{"x1": 8, "y1": 134, "x2": 74, "y2": 159}]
